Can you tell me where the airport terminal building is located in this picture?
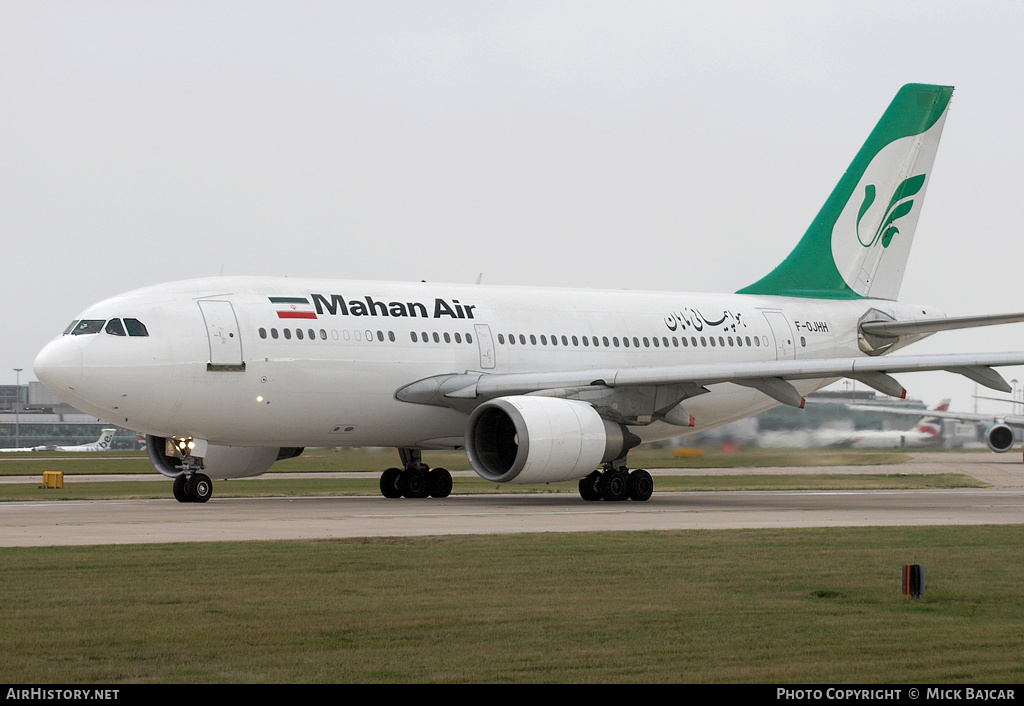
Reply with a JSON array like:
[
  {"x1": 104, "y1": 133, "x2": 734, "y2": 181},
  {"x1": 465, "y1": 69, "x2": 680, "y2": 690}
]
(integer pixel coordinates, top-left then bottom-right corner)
[{"x1": 0, "y1": 382, "x2": 140, "y2": 450}]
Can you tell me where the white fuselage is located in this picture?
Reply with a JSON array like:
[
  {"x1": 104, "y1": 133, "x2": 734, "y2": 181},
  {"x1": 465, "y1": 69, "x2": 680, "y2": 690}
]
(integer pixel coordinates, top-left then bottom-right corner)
[{"x1": 34, "y1": 277, "x2": 936, "y2": 450}]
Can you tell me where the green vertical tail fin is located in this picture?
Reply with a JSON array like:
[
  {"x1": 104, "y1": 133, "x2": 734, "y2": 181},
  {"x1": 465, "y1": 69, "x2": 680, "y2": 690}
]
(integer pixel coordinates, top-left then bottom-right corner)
[{"x1": 738, "y1": 83, "x2": 954, "y2": 300}]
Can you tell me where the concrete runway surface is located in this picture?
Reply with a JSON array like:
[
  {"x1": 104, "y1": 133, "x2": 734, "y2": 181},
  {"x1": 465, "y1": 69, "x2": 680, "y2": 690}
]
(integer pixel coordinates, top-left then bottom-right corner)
[{"x1": 1, "y1": 452, "x2": 1022, "y2": 547}]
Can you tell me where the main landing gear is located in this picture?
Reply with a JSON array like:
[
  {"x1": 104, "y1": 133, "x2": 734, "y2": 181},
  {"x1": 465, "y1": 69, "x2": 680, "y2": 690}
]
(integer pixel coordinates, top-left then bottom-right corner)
[
  {"x1": 379, "y1": 448, "x2": 453, "y2": 499},
  {"x1": 578, "y1": 463, "x2": 653, "y2": 502}
]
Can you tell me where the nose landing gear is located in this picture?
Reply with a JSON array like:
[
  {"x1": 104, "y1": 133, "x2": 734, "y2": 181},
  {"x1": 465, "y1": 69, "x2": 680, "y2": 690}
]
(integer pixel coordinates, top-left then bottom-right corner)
[{"x1": 168, "y1": 436, "x2": 213, "y2": 503}]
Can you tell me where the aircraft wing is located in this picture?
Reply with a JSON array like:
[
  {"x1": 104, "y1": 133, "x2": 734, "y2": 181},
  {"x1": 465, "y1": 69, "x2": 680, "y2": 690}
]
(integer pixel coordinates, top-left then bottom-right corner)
[
  {"x1": 847, "y1": 404, "x2": 1024, "y2": 428},
  {"x1": 397, "y1": 351, "x2": 1024, "y2": 422}
]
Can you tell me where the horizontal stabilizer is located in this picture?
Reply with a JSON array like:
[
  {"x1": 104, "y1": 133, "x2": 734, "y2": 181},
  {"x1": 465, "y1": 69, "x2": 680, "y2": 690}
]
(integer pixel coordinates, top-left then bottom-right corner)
[{"x1": 861, "y1": 312, "x2": 1024, "y2": 337}]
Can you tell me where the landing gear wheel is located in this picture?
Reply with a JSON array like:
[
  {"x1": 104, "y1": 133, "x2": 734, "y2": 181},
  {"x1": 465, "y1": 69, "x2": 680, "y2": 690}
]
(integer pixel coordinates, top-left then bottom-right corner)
[
  {"x1": 428, "y1": 468, "x2": 453, "y2": 498},
  {"x1": 579, "y1": 471, "x2": 603, "y2": 501},
  {"x1": 627, "y1": 469, "x2": 653, "y2": 502},
  {"x1": 402, "y1": 468, "x2": 430, "y2": 498},
  {"x1": 173, "y1": 475, "x2": 190, "y2": 503},
  {"x1": 186, "y1": 473, "x2": 213, "y2": 503},
  {"x1": 380, "y1": 468, "x2": 403, "y2": 498},
  {"x1": 601, "y1": 469, "x2": 629, "y2": 502}
]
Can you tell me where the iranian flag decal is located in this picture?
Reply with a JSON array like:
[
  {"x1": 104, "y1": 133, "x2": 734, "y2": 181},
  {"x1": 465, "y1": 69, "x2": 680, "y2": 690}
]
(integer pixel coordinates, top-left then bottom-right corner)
[{"x1": 270, "y1": 297, "x2": 317, "y2": 319}]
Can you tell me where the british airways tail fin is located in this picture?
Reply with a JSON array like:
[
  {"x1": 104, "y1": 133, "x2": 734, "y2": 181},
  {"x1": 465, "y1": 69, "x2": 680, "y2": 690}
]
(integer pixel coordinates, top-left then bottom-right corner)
[{"x1": 739, "y1": 83, "x2": 954, "y2": 300}]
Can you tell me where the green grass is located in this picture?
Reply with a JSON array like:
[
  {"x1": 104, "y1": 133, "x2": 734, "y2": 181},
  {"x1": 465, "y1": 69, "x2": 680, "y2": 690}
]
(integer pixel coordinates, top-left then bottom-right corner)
[
  {"x1": 1, "y1": 526, "x2": 1022, "y2": 683},
  {"x1": 0, "y1": 445, "x2": 916, "y2": 477}
]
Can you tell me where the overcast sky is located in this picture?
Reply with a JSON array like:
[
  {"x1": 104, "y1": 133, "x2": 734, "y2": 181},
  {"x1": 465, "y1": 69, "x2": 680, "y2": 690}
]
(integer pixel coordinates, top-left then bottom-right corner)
[{"x1": 3, "y1": 1, "x2": 1024, "y2": 414}]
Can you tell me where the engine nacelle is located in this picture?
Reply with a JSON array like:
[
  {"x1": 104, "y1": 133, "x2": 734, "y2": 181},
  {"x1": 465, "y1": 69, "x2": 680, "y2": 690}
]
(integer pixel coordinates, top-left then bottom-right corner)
[
  {"x1": 985, "y1": 424, "x2": 1016, "y2": 453},
  {"x1": 464, "y1": 396, "x2": 638, "y2": 484},
  {"x1": 146, "y1": 435, "x2": 303, "y2": 479}
]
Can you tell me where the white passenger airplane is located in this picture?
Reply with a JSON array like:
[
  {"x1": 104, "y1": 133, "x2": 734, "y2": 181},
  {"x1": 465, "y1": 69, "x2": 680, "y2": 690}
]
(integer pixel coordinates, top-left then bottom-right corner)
[
  {"x1": 32, "y1": 83, "x2": 1024, "y2": 503},
  {"x1": 847, "y1": 399, "x2": 950, "y2": 449},
  {"x1": 848, "y1": 400, "x2": 1024, "y2": 458},
  {"x1": 0, "y1": 428, "x2": 117, "y2": 452},
  {"x1": 756, "y1": 399, "x2": 951, "y2": 449},
  {"x1": 40, "y1": 428, "x2": 118, "y2": 452}
]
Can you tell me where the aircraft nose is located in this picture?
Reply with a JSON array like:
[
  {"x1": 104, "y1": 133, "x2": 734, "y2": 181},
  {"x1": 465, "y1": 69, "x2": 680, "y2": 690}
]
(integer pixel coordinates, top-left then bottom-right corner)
[{"x1": 34, "y1": 337, "x2": 82, "y2": 395}]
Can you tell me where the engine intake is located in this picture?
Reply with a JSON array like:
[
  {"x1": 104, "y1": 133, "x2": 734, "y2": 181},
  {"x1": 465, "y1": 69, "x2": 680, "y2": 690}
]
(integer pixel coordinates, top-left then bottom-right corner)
[
  {"x1": 985, "y1": 424, "x2": 1016, "y2": 453},
  {"x1": 465, "y1": 396, "x2": 638, "y2": 484}
]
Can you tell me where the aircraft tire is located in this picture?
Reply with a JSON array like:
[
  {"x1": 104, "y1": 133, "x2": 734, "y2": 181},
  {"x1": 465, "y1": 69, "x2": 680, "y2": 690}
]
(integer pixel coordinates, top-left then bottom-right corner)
[
  {"x1": 380, "y1": 468, "x2": 403, "y2": 498},
  {"x1": 427, "y1": 468, "x2": 453, "y2": 498},
  {"x1": 627, "y1": 469, "x2": 653, "y2": 502},
  {"x1": 601, "y1": 469, "x2": 629, "y2": 502},
  {"x1": 173, "y1": 475, "x2": 190, "y2": 503},
  {"x1": 402, "y1": 468, "x2": 430, "y2": 498},
  {"x1": 579, "y1": 471, "x2": 603, "y2": 501},
  {"x1": 187, "y1": 473, "x2": 213, "y2": 503}
]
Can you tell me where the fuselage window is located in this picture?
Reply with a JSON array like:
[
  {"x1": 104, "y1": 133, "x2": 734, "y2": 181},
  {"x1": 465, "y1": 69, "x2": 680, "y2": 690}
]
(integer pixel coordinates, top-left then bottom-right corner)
[
  {"x1": 71, "y1": 320, "x2": 105, "y2": 335},
  {"x1": 466, "y1": 333, "x2": 473, "y2": 344},
  {"x1": 592, "y1": 336, "x2": 599, "y2": 347},
  {"x1": 603, "y1": 336, "x2": 610, "y2": 347},
  {"x1": 284, "y1": 329, "x2": 292, "y2": 340},
  {"x1": 309, "y1": 329, "x2": 316, "y2": 340},
  {"x1": 379, "y1": 331, "x2": 387, "y2": 342},
  {"x1": 632, "y1": 337, "x2": 640, "y2": 348},
  {"x1": 613, "y1": 337, "x2": 619, "y2": 347},
  {"x1": 271, "y1": 328, "x2": 279, "y2": 339},
  {"x1": 672, "y1": 337, "x2": 679, "y2": 347},
  {"x1": 572, "y1": 336, "x2": 579, "y2": 346},
  {"x1": 682, "y1": 337, "x2": 688, "y2": 347},
  {"x1": 700, "y1": 337, "x2": 706, "y2": 347},
  {"x1": 508, "y1": 334, "x2": 515, "y2": 345},
  {"x1": 259, "y1": 328, "x2": 267, "y2": 339},
  {"x1": 582, "y1": 336, "x2": 589, "y2": 347},
  {"x1": 421, "y1": 331, "x2": 428, "y2": 342},
  {"x1": 296, "y1": 328, "x2": 304, "y2": 340},
  {"x1": 623, "y1": 337, "x2": 630, "y2": 348},
  {"x1": 709, "y1": 337, "x2": 716, "y2": 347},
  {"x1": 105, "y1": 319, "x2": 126, "y2": 336},
  {"x1": 389, "y1": 331, "x2": 396, "y2": 342},
  {"x1": 320, "y1": 329, "x2": 327, "y2": 340},
  {"x1": 651, "y1": 337, "x2": 658, "y2": 347},
  {"x1": 411, "y1": 331, "x2": 419, "y2": 343},
  {"x1": 540, "y1": 335, "x2": 547, "y2": 345},
  {"x1": 519, "y1": 334, "x2": 526, "y2": 345},
  {"x1": 432, "y1": 332, "x2": 440, "y2": 343},
  {"x1": 719, "y1": 336, "x2": 725, "y2": 347},
  {"x1": 443, "y1": 332, "x2": 451, "y2": 343},
  {"x1": 691, "y1": 337, "x2": 697, "y2": 347},
  {"x1": 530, "y1": 334, "x2": 537, "y2": 345},
  {"x1": 497, "y1": 334, "x2": 504, "y2": 344},
  {"x1": 455, "y1": 332, "x2": 462, "y2": 343}
]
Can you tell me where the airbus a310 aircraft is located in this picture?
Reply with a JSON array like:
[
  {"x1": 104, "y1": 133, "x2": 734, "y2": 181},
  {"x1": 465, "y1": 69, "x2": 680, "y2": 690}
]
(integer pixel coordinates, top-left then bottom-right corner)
[{"x1": 33, "y1": 84, "x2": 1024, "y2": 503}]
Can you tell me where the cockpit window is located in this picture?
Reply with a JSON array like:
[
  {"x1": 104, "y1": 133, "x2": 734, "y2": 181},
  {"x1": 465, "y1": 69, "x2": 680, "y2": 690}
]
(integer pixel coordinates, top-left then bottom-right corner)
[
  {"x1": 124, "y1": 318, "x2": 149, "y2": 337},
  {"x1": 63, "y1": 321, "x2": 80, "y2": 335},
  {"x1": 71, "y1": 320, "x2": 105, "y2": 335},
  {"x1": 105, "y1": 319, "x2": 126, "y2": 336}
]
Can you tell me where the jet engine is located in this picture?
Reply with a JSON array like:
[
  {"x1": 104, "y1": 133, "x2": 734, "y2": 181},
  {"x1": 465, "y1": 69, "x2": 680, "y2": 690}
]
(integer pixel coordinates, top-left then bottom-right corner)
[
  {"x1": 146, "y1": 435, "x2": 303, "y2": 479},
  {"x1": 984, "y1": 424, "x2": 1016, "y2": 453},
  {"x1": 464, "y1": 396, "x2": 638, "y2": 484}
]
